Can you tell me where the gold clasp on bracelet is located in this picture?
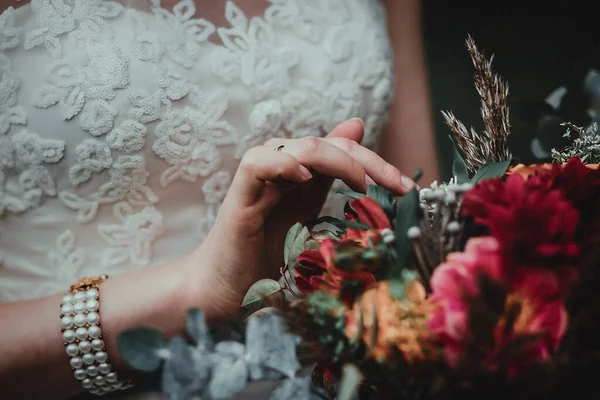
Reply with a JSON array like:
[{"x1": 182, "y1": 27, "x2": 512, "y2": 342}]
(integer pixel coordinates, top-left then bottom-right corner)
[{"x1": 69, "y1": 275, "x2": 109, "y2": 292}]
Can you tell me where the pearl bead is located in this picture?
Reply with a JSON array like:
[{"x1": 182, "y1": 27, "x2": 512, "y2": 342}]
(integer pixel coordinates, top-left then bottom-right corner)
[
  {"x1": 88, "y1": 325, "x2": 101, "y2": 339},
  {"x1": 106, "y1": 372, "x2": 117, "y2": 383},
  {"x1": 87, "y1": 365, "x2": 99, "y2": 376},
  {"x1": 66, "y1": 343, "x2": 79, "y2": 356},
  {"x1": 79, "y1": 340, "x2": 92, "y2": 353},
  {"x1": 61, "y1": 303, "x2": 74, "y2": 316},
  {"x1": 75, "y1": 327, "x2": 88, "y2": 341},
  {"x1": 112, "y1": 381, "x2": 123, "y2": 389},
  {"x1": 95, "y1": 351, "x2": 108, "y2": 363},
  {"x1": 87, "y1": 312, "x2": 100, "y2": 325},
  {"x1": 63, "y1": 330, "x2": 76, "y2": 343},
  {"x1": 82, "y1": 378, "x2": 94, "y2": 389},
  {"x1": 86, "y1": 299, "x2": 99, "y2": 312},
  {"x1": 98, "y1": 362, "x2": 111, "y2": 374},
  {"x1": 61, "y1": 316, "x2": 74, "y2": 329},
  {"x1": 70, "y1": 357, "x2": 84, "y2": 369},
  {"x1": 74, "y1": 368, "x2": 87, "y2": 380},
  {"x1": 74, "y1": 291, "x2": 86, "y2": 301},
  {"x1": 73, "y1": 301, "x2": 86, "y2": 313},
  {"x1": 91, "y1": 339, "x2": 103, "y2": 351},
  {"x1": 74, "y1": 313, "x2": 87, "y2": 327},
  {"x1": 86, "y1": 289, "x2": 99, "y2": 299},
  {"x1": 94, "y1": 376, "x2": 106, "y2": 386},
  {"x1": 62, "y1": 294, "x2": 74, "y2": 303},
  {"x1": 82, "y1": 353, "x2": 96, "y2": 365}
]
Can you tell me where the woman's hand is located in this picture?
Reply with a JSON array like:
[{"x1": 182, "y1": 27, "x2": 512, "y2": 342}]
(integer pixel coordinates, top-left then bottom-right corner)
[{"x1": 186, "y1": 119, "x2": 414, "y2": 321}]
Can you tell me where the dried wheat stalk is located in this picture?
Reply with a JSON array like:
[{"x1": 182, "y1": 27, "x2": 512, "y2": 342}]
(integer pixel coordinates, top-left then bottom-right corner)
[{"x1": 442, "y1": 35, "x2": 512, "y2": 172}]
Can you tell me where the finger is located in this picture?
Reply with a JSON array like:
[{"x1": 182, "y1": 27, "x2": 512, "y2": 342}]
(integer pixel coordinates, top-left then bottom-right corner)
[
  {"x1": 269, "y1": 136, "x2": 368, "y2": 193},
  {"x1": 228, "y1": 146, "x2": 312, "y2": 205},
  {"x1": 323, "y1": 137, "x2": 415, "y2": 194},
  {"x1": 263, "y1": 118, "x2": 364, "y2": 149},
  {"x1": 325, "y1": 118, "x2": 365, "y2": 143}
]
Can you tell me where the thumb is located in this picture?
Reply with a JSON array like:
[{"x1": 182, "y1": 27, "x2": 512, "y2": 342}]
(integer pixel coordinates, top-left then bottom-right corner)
[{"x1": 326, "y1": 118, "x2": 364, "y2": 143}]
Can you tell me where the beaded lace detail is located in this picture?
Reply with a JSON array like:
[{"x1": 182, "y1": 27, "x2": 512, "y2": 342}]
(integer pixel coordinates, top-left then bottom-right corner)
[{"x1": 0, "y1": 0, "x2": 393, "y2": 301}]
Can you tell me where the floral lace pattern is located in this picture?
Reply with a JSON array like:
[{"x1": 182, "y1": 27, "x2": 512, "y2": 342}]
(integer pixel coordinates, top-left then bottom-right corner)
[{"x1": 0, "y1": 0, "x2": 393, "y2": 301}]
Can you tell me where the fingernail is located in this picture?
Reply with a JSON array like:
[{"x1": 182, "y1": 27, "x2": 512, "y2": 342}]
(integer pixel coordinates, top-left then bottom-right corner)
[
  {"x1": 299, "y1": 165, "x2": 312, "y2": 180},
  {"x1": 349, "y1": 117, "x2": 365, "y2": 128},
  {"x1": 401, "y1": 175, "x2": 415, "y2": 190},
  {"x1": 365, "y1": 174, "x2": 376, "y2": 186}
]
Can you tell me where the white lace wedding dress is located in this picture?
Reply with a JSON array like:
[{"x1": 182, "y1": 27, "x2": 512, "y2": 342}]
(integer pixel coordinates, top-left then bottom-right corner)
[
  {"x1": 0, "y1": 0, "x2": 393, "y2": 304},
  {"x1": 0, "y1": 0, "x2": 393, "y2": 397}
]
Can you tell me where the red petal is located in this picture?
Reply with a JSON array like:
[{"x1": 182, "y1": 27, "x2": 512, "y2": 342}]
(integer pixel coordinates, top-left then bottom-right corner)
[{"x1": 349, "y1": 197, "x2": 391, "y2": 229}]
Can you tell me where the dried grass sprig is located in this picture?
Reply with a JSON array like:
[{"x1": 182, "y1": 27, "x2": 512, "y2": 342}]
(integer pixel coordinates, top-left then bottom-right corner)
[
  {"x1": 442, "y1": 35, "x2": 512, "y2": 172},
  {"x1": 552, "y1": 122, "x2": 600, "y2": 164}
]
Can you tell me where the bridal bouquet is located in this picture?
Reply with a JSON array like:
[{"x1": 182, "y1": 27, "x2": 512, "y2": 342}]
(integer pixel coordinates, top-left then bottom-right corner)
[{"x1": 117, "y1": 37, "x2": 600, "y2": 400}]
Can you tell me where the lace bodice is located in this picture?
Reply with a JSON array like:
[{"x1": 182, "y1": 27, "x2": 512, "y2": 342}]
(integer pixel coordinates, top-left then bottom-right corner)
[{"x1": 0, "y1": 0, "x2": 394, "y2": 302}]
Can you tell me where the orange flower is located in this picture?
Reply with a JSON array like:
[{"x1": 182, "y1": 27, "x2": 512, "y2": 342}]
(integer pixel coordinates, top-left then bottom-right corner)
[
  {"x1": 344, "y1": 280, "x2": 435, "y2": 363},
  {"x1": 506, "y1": 162, "x2": 599, "y2": 179}
]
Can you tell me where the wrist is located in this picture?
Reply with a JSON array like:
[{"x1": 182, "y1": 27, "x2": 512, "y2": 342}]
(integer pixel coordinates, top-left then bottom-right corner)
[{"x1": 179, "y1": 245, "x2": 246, "y2": 325}]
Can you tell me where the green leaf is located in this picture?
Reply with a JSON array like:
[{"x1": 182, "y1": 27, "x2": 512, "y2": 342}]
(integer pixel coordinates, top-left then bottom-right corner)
[
  {"x1": 366, "y1": 185, "x2": 396, "y2": 220},
  {"x1": 283, "y1": 222, "x2": 303, "y2": 264},
  {"x1": 117, "y1": 327, "x2": 166, "y2": 372},
  {"x1": 242, "y1": 279, "x2": 282, "y2": 312},
  {"x1": 246, "y1": 313, "x2": 301, "y2": 381},
  {"x1": 470, "y1": 159, "x2": 511, "y2": 184},
  {"x1": 162, "y1": 336, "x2": 207, "y2": 399},
  {"x1": 338, "y1": 364, "x2": 361, "y2": 400},
  {"x1": 391, "y1": 189, "x2": 420, "y2": 278},
  {"x1": 286, "y1": 227, "x2": 311, "y2": 267},
  {"x1": 450, "y1": 137, "x2": 470, "y2": 183},
  {"x1": 186, "y1": 309, "x2": 213, "y2": 350},
  {"x1": 336, "y1": 189, "x2": 365, "y2": 200},
  {"x1": 207, "y1": 352, "x2": 248, "y2": 399}
]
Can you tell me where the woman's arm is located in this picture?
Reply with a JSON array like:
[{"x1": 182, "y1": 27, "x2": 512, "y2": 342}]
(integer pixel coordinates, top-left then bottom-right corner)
[
  {"x1": 0, "y1": 255, "x2": 215, "y2": 400},
  {"x1": 0, "y1": 119, "x2": 409, "y2": 400},
  {"x1": 381, "y1": 0, "x2": 441, "y2": 185}
]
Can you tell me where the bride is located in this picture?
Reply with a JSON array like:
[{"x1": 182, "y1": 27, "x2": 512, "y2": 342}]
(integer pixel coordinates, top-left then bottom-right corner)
[{"x1": 0, "y1": 0, "x2": 439, "y2": 398}]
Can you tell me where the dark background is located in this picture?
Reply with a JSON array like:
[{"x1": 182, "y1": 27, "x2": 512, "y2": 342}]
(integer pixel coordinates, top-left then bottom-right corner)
[{"x1": 422, "y1": 2, "x2": 599, "y2": 180}]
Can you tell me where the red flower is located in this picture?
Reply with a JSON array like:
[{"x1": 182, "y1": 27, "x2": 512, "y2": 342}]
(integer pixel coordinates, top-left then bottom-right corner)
[
  {"x1": 428, "y1": 237, "x2": 568, "y2": 374},
  {"x1": 462, "y1": 166, "x2": 581, "y2": 274},
  {"x1": 295, "y1": 239, "x2": 378, "y2": 297},
  {"x1": 294, "y1": 197, "x2": 391, "y2": 298},
  {"x1": 535, "y1": 158, "x2": 600, "y2": 246}
]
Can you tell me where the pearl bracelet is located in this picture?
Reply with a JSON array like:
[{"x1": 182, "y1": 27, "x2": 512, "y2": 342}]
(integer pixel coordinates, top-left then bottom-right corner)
[{"x1": 60, "y1": 275, "x2": 134, "y2": 396}]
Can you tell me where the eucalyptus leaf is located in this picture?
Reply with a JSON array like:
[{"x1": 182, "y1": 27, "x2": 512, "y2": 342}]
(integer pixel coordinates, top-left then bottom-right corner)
[
  {"x1": 186, "y1": 309, "x2": 213, "y2": 350},
  {"x1": 245, "y1": 306, "x2": 277, "y2": 321},
  {"x1": 162, "y1": 336, "x2": 206, "y2": 400},
  {"x1": 287, "y1": 227, "x2": 311, "y2": 267},
  {"x1": 366, "y1": 185, "x2": 396, "y2": 220},
  {"x1": 242, "y1": 279, "x2": 282, "y2": 312},
  {"x1": 117, "y1": 327, "x2": 166, "y2": 372},
  {"x1": 206, "y1": 352, "x2": 248, "y2": 400},
  {"x1": 338, "y1": 364, "x2": 361, "y2": 400},
  {"x1": 246, "y1": 313, "x2": 301, "y2": 381},
  {"x1": 268, "y1": 376, "x2": 311, "y2": 400},
  {"x1": 215, "y1": 340, "x2": 246, "y2": 358},
  {"x1": 284, "y1": 223, "x2": 303, "y2": 264},
  {"x1": 450, "y1": 137, "x2": 469, "y2": 183},
  {"x1": 336, "y1": 189, "x2": 365, "y2": 200},
  {"x1": 391, "y1": 189, "x2": 420, "y2": 278},
  {"x1": 470, "y1": 159, "x2": 511, "y2": 184}
]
